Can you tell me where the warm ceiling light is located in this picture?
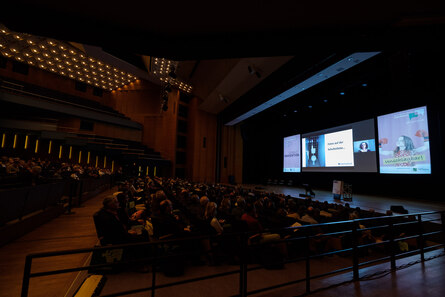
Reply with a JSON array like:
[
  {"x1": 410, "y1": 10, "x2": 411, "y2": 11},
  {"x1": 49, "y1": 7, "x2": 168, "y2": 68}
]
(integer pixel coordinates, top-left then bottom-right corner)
[
  {"x1": 60, "y1": 71, "x2": 65, "y2": 75},
  {"x1": 59, "y1": 45, "x2": 65, "y2": 50},
  {"x1": 51, "y1": 49, "x2": 57, "y2": 54},
  {"x1": 27, "y1": 40, "x2": 34, "y2": 45},
  {"x1": 39, "y1": 44, "x2": 46, "y2": 49},
  {"x1": 69, "y1": 50, "x2": 75, "y2": 54}
]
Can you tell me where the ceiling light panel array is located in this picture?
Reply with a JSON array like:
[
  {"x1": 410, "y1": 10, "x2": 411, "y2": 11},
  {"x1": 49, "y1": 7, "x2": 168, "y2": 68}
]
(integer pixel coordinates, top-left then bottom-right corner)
[
  {"x1": 151, "y1": 57, "x2": 193, "y2": 93},
  {"x1": 0, "y1": 25, "x2": 138, "y2": 91}
]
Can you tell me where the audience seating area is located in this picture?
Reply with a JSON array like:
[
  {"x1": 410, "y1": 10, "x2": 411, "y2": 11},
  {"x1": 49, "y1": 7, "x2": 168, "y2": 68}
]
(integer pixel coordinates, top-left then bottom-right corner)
[{"x1": 89, "y1": 175, "x2": 438, "y2": 278}]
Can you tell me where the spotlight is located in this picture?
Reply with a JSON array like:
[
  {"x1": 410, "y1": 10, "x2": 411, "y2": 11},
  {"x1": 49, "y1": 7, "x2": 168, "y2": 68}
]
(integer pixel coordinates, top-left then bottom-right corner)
[
  {"x1": 164, "y1": 83, "x2": 172, "y2": 93},
  {"x1": 247, "y1": 65, "x2": 261, "y2": 78},
  {"x1": 168, "y1": 66, "x2": 176, "y2": 78},
  {"x1": 247, "y1": 65, "x2": 255, "y2": 75}
]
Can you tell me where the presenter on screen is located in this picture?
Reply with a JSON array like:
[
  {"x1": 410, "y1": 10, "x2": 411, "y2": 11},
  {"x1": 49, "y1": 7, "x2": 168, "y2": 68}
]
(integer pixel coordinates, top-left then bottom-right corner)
[
  {"x1": 379, "y1": 130, "x2": 429, "y2": 166},
  {"x1": 306, "y1": 144, "x2": 321, "y2": 167},
  {"x1": 358, "y1": 142, "x2": 371, "y2": 152}
]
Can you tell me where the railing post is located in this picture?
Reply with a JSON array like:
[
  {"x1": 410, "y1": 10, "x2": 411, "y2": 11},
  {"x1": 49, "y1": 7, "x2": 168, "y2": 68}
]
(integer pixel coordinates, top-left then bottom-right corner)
[
  {"x1": 77, "y1": 179, "x2": 83, "y2": 207},
  {"x1": 441, "y1": 212, "x2": 445, "y2": 253},
  {"x1": 66, "y1": 180, "x2": 75, "y2": 215},
  {"x1": 21, "y1": 255, "x2": 32, "y2": 297},
  {"x1": 351, "y1": 221, "x2": 359, "y2": 281},
  {"x1": 151, "y1": 243, "x2": 157, "y2": 297},
  {"x1": 417, "y1": 214, "x2": 425, "y2": 261},
  {"x1": 305, "y1": 229, "x2": 311, "y2": 294},
  {"x1": 239, "y1": 232, "x2": 248, "y2": 297},
  {"x1": 388, "y1": 219, "x2": 396, "y2": 270}
]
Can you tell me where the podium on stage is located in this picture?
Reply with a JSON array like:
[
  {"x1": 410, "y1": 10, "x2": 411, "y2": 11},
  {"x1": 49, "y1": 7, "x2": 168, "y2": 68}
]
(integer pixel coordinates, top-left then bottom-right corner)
[{"x1": 332, "y1": 180, "x2": 352, "y2": 201}]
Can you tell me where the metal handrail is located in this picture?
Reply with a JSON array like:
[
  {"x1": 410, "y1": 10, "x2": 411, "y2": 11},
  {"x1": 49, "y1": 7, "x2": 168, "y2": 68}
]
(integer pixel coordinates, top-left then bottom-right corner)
[{"x1": 20, "y1": 210, "x2": 445, "y2": 297}]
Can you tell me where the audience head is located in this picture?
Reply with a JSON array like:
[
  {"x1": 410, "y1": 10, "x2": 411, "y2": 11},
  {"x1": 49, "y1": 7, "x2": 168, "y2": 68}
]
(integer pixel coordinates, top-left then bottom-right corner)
[
  {"x1": 102, "y1": 196, "x2": 119, "y2": 211},
  {"x1": 200, "y1": 196, "x2": 209, "y2": 207},
  {"x1": 205, "y1": 202, "x2": 218, "y2": 219},
  {"x1": 159, "y1": 199, "x2": 173, "y2": 214}
]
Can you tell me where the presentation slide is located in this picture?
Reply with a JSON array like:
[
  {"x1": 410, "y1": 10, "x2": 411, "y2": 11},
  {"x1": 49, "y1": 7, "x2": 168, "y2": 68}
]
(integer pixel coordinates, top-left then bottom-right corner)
[
  {"x1": 283, "y1": 134, "x2": 301, "y2": 172},
  {"x1": 302, "y1": 119, "x2": 377, "y2": 172},
  {"x1": 377, "y1": 106, "x2": 431, "y2": 174}
]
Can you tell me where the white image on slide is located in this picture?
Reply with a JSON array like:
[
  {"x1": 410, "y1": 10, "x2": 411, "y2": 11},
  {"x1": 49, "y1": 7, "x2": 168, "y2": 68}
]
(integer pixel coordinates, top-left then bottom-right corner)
[{"x1": 324, "y1": 129, "x2": 354, "y2": 167}]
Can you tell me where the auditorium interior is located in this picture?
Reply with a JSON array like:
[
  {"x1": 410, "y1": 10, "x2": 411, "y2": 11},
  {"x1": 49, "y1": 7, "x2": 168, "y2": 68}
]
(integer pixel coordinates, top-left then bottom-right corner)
[{"x1": 1, "y1": 2, "x2": 445, "y2": 297}]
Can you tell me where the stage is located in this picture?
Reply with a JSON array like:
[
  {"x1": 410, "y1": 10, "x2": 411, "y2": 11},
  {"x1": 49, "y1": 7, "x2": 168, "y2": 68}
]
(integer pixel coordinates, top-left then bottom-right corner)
[{"x1": 238, "y1": 184, "x2": 445, "y2": 215}]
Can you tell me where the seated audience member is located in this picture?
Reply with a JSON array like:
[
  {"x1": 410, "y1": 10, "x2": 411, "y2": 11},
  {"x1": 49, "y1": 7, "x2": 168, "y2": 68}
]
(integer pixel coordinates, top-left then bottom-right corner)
[
  {"x1": 205, "y1": 202, "x2": 224, "y2": 235},
  {"x1": 93, "y1": 196, "x2": 140, "y2": 245},
  {"x1": 231, "y1": 196, "x2": 246, "y2": 221},
  {"x1": 151, "y1": 199, "x2": 191, "y2": 239},
  {"x1": 300, "y1": 206, "x2": 319, "y2": 225}
]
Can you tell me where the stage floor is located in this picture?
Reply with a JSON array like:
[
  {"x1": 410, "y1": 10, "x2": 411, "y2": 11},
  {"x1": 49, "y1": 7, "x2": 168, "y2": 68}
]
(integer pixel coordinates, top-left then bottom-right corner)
[{"x1": 239, "y1": 184, "x2": 445, "y2": 215}]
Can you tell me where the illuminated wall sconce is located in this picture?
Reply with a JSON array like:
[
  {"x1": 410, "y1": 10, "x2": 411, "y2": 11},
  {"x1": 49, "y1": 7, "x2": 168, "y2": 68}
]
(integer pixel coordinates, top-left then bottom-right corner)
[
  {"x1": 78, "y1": 151, "x2": 82, "y2": 163},
  {"x1": 69, "y1": 146, "x2": 72, "y2": 159},
  {"x1": 48, "y1": 140, "x2": 52, "y2": 154},
  {"x1": 35, "y1": 139, "x2": 39, "y2": 153},
  {"x1": 87, "y1": 151, "x2": 90, "y2": 164},
  {"x1": 24, "y1": 135, "x2": 29, "y2": 149},
  {"x1": 13, "y1": 134, "x2": 17, "y2": 149},
  {"x1": 59, "y1": 145, "x2": 63, "y2": 159},
  {"x1": 2, "y1": 133, "x2": 5, "y2": 148}
]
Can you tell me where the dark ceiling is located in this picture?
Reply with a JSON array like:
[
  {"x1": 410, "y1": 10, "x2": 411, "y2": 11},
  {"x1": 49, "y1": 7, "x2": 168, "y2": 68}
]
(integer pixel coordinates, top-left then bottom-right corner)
[
  {"x1": 2, "y1": 1, "x2": 445, "y2": 59},
  {"x1": 2, "y1": 1, "x2": 445, "y2": 124}
]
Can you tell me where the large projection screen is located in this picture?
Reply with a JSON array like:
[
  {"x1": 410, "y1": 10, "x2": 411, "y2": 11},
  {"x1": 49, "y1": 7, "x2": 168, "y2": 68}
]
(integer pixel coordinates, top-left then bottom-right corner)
[
  {"x1": 302, "y1": 119, "x2": 377, "y2": 172},
  {"x1": 377, "y1": 106, "x2": 431, "y2": 174},
  {"x1": 283, "y1": 134, "x2": 301, "y2": 172}
]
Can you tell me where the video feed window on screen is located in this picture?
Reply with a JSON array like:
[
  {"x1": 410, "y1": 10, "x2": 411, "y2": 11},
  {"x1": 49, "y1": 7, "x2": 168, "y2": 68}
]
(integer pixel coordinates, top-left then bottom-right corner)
[
  {"x1": 377, "y1": 106, "x2": 431, "y2": 174},
  {"x1": 283, "y1": 134, "x2": 301, "y2": 172},
  {"x1": 302, "y1": 119, "x2": 377, "y2": 172}
]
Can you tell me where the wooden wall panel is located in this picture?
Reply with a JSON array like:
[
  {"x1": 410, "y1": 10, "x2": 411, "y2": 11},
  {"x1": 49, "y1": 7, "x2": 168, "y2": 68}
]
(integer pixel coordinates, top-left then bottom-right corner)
[
  {"x1": 220, "y1": 124, "x2": 243, "y2": 184},
  {"x1": 187, "y1": 97, "x2": 217, "y2": 183}
]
